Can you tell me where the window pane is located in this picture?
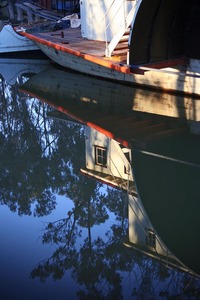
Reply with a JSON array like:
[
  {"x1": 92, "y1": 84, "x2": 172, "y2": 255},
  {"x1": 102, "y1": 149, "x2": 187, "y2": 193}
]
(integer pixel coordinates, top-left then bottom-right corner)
[{"x1": 95, "y1": 146, "x2": 107, "y2": 167}]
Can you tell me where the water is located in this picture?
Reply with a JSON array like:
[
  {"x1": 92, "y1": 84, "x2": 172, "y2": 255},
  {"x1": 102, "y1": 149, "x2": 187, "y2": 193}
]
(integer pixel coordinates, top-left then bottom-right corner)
[{"x1": 0, "y1": 56, "x2": 200, "y2": 299}]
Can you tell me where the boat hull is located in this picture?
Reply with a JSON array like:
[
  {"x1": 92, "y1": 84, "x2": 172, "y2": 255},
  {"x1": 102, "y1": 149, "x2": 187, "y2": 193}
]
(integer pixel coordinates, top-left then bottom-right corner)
[
  {"x1": 34, "y1": 41, "x2": 128, "y2": 81},
  {"x1": 34, "y1": 40, "x2": 200, "y2": 97}
]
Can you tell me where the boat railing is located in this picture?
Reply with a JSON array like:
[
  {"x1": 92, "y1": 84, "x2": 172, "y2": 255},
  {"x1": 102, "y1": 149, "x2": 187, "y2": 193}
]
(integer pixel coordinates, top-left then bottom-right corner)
[
  {"x1": 102, "y1": 0, "x2": 136, "y2": 57},
  {"x1": 107, "y1": 139, "x2": 132, "y2": 189}
]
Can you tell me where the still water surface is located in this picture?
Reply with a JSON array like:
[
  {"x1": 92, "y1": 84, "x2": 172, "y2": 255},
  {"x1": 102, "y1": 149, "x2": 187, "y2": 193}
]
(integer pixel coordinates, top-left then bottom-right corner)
[{"x1": 0, "y1": 56, "x2": 200, "y2": 299}]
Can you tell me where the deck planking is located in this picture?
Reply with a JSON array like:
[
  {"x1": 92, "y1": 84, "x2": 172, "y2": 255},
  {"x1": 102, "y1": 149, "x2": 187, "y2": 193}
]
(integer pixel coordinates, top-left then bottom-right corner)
[{"x1": 31, "y1": 26, "x2": 127, "y2": 62}]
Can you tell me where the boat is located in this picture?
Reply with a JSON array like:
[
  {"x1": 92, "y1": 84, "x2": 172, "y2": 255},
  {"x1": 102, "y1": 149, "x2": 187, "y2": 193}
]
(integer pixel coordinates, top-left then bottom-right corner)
[
  {"x1": 15, "y1": 0, "x2": 200, "y2": 96},
  {"x1": 0, "y1": 23, "x2": 39, "y2": 53},
  {"x1": 0, "y1": 0, "x2": 63, "y2": 54},
  {"x1": 80, "y1": 125, "x2": 200, "y2": 278}
]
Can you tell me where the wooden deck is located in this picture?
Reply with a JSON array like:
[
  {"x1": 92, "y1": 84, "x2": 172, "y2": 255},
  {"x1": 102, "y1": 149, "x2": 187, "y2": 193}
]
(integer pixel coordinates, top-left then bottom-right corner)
[
  {"x1": 16, "y1": 18, "x2": 200, "y2": 97},
  {"x1": 25, "y1": 26, "x2": 128, "y2": 63}
]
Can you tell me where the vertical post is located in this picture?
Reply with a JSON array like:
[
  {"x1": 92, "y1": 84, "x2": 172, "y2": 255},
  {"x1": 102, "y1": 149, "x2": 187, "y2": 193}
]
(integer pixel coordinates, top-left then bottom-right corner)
[
  {"x1": 16, "y1": 7, "x2": 23, "y2": 22},
  {"x1": 8, "y1": 0, "x2": 15, "y2": 20},
  {"x1": 27, "y1": 10, "x2": 33, "y2": 22}
]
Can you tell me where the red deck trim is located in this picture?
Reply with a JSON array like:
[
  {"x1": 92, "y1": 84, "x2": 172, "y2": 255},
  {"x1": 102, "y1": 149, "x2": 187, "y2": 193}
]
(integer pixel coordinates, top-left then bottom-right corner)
[
  {"x1": 17, "y1": 29, "x2": 190, "y2": 79},
  {"x1": 18, "y1": 30, "x2": 132, "y2": 75}
]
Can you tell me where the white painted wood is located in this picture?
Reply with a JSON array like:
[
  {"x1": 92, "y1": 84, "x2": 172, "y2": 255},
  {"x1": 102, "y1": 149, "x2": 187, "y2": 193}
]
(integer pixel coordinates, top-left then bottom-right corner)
[
  {"x1": 22, "y1": 63, "x2": 200, "y2": 125},
  {"x1": 0, "y1": 25, "x2": 38, "y2": 53},
  {"x1": 132, "y1": 89, "x2": 200, "y2": 121},
  {"x1": 17, "y1": 0, "x2": 200, "y2": 97},
  {"x1": 105, "y1": 5, "x2": 136, "y2": 57},
  {"x1": 35, "y1": 41, "x2": 200, "y2": 98},
  {"x1": 126, "y1": 192, "x2": 198, "y2": 276},
  {"x1": 85, "y1": 126, "x2": 133, "y2": 181},
  {"x1": 80, "y1": 0, "x2": 135, "y2": 41},
  {"x1": 128, "y1": 193, "x2": 169, "y2": 257}
]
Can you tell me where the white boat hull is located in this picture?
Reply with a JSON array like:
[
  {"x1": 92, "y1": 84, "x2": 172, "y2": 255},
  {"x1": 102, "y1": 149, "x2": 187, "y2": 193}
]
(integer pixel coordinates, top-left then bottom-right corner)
[
  {"x1": 35, "y1": 41, "x2": 200, "y2": 97},
  {"x1": 0, "y1": 25, "x2": 38, "y2": 53}
]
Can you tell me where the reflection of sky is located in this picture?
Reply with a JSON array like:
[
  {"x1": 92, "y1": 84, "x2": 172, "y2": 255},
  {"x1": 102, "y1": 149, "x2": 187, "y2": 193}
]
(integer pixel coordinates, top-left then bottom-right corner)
[
  {"x1": 1, "y1": 63, "x2": 200, "y2": 299},
  {"x1": 91, "y1": 207, "x2": 116, "y2": 240},
  {"x1": 0, "y1": 195, "x2": 77, "y2": 300},
  {"x1": 0, "y1": 191, "x2": 118, "y2": 300},
  {"x1": 88, "y1": 185, "x2": 117, "y2": 241}
]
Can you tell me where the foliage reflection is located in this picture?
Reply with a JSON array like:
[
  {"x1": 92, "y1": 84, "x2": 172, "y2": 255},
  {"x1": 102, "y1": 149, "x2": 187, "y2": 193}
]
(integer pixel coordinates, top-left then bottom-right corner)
[{"x1": 0, "y1": 73, "x2": 199, "y2": 299}]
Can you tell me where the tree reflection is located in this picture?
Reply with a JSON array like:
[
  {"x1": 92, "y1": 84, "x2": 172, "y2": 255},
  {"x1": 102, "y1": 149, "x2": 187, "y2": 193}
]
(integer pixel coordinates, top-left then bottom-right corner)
[
  {"x1": 0, "y1": 74, "x2": 85, "y2": 217},
  {"x1": 0, "y1": 76, "x2": 54, "y2": 216},
  {"x1": 1, "y1": 74, "x2": 199, "y2": 298},
  {"x1": 30, "y1": 183, "x2": 199, "y2": 299},
  {"x1": 30, "y1": 185, "x2": 132, "y2": 299}
]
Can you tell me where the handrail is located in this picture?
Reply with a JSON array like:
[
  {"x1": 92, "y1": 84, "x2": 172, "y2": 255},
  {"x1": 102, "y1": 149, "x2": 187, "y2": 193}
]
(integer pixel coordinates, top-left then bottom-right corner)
[
  {"x1": 101, "y1": 0, "x2": 116, "y2": 22},
  {"x1": 108, "y1": 155, "x2": 129, "y2": 188},
  {"x1": 104, "y1": 1, "x2": 126, "y2": 32},
  {"x1": 102, "y1": 0, "x2": 120, "y2": 58},
  {"x1": 103, "y1": 0, "x2": 135, "y2": 57},
  {"x1": 107, "y1": 139, "x2": 132, "y2": 192},
  {"x1": 110, "y1": 139, "x2": 131, "y2": 175}
]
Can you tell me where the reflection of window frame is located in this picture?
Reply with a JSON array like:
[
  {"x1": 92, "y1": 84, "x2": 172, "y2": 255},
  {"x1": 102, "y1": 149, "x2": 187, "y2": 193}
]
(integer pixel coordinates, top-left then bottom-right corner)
[
  {"x1": 94, "y1": 146, "x2": 107, "y2": 167},
  {"x1": 146, "y1": 228, "x2": 156, "y2": 248},
  {"x1": 123, "y1": 150, "x2": 131, "y2": 175},
  {"x1": 124, "y1": 164, "x2": 130, "y2": 175}
]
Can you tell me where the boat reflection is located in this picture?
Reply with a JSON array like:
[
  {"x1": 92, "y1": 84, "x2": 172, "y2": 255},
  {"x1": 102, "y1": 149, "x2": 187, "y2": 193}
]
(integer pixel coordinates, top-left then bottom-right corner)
[
  {"x1": 20, "y1": 63, "x2": 200, "y2": 279},
  {"x1": 19, "y1": 63, "x2": 200, "y2": 124},
  {"x1": 132, "y1": 142, "x2": 200, "y2": 278},
  {"x1": 80, "y1": 124, "x2": 200, "y2": 278},
  {"x1": 0, "y1": 56, "x2": 49, "y2": 84}
]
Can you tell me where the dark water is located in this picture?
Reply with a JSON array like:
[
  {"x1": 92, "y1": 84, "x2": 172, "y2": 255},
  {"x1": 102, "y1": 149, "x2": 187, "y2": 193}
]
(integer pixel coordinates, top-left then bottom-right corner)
[{"x1": 0, "y1": 57, "x2": 200, "y2": 300}]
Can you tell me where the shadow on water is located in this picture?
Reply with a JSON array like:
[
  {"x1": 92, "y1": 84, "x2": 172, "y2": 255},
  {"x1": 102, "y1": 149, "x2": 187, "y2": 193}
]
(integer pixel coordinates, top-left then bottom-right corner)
[{"x1": 0, "y1": 59, "x2": 200, "y2": 299}]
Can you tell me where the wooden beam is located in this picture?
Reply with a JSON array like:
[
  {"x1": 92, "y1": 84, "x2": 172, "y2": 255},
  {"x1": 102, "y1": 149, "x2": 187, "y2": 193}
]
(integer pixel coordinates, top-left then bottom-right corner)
[{"x1": 143, "y1": 57, "x2": 189, "y2": 69}]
